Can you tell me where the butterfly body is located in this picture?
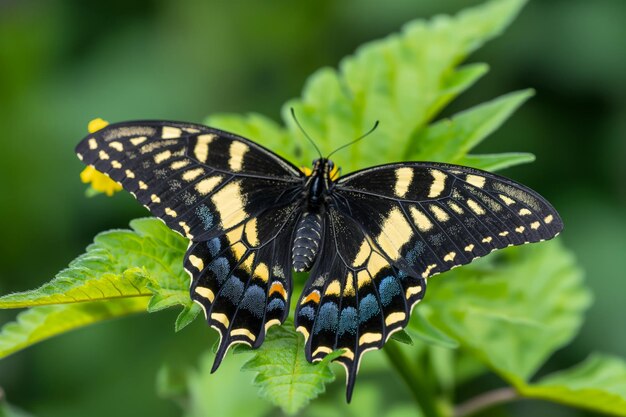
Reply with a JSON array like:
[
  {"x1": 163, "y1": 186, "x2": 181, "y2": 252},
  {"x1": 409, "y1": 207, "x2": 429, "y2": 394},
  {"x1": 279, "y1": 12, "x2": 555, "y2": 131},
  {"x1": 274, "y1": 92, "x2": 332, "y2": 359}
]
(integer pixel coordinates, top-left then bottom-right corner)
[
  {"x1": 292, "y1": 158, "x2": 336, "y2": 272},
  {"x1": 76, "y1": 120, "x2": 563, "y2": 401}
]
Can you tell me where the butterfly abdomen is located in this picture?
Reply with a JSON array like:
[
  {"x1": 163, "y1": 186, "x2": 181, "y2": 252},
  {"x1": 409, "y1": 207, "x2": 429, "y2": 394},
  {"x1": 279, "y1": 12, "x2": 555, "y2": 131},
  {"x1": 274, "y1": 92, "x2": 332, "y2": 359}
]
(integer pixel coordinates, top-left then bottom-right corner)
[{"x1": 292, "y1": 212, "x2": 323, "y2": 272}]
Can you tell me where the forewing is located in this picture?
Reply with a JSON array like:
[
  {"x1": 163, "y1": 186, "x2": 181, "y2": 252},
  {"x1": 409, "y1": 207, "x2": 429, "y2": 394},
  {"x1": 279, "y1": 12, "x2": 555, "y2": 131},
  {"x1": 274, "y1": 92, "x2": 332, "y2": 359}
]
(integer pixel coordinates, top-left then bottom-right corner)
[
  {"x1": 186, "y1": 203, "x2": 299, "y2": 370},
  {"x1": 294, "y1": 208, "x2": 425, "y2": 401},
  {"x1": 75, "y1": 120, "x2": 303, "y2": 240},
  {"x1": 335, "y1": 162, "x2": 563, "y2": 278}
]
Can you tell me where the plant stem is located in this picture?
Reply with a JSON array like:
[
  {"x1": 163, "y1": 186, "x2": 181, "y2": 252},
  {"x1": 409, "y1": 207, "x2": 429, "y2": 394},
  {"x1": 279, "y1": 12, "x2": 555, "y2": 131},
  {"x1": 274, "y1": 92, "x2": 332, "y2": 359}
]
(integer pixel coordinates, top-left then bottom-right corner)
[
  {"x1": 383, "y1": 341, "x2": 445, "y2": 417},
  {"x1": 453, "y1": 387, "x2": 519, "y2": 417}
]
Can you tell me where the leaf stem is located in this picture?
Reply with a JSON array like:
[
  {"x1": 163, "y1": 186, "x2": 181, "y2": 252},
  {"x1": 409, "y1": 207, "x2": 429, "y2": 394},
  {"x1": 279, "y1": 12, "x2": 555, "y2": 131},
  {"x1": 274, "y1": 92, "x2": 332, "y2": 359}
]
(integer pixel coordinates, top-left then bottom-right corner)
[
  {"x1": 453, "y1": 387, "x2": 519, "y2": 417},
  {"x1": 383, "y1": 341, "x2": 445, "y2": 417}
]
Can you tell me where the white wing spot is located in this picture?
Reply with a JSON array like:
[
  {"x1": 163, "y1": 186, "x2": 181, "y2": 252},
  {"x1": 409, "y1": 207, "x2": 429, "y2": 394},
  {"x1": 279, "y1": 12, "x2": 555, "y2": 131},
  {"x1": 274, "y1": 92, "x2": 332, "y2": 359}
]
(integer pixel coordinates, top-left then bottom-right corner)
[
  {"x1": 467, "y1": 199, "x2": 485, "y2": 215},
  {"x1": 443, "y1": 252, "x2": 456, "y2": 262},
  {"x1": 162, "y1": 126, "x2": 182, "y2": 139},
  {"x1": 466, "y1": 175, "x2": 486, "y2": 188},
  {"x1": 499, "y1": 194, "x2": 515, "y2": 205},
  {"x1": 130, "y1": 136, "x2": 147, "y2": 146},
  {"x1": 428, "y1": 170, "x2": 447, "y2": 198}
]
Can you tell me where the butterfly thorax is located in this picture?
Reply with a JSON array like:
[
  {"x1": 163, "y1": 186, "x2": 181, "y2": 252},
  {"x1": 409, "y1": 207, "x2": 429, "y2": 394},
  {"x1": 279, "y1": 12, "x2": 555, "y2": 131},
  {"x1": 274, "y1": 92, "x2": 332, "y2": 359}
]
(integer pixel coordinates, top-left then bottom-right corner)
[{"x1": 292, "y1": 159, "x2": 335, "y2": 272}]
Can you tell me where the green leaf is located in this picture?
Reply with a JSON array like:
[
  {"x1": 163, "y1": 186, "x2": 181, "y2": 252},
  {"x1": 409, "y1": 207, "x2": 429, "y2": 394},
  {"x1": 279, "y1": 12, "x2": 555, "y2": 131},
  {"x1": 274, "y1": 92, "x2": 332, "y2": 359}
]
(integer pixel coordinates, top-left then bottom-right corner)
[
  {"x1": 184, "y1": 351, "x2": 271, "y2": 417},
  {"x1": 0, "y1": 218, "x2": 188, "y2": 310},
  {"x1": 406, "y1": 308, "x2": 459, "y2": 349},
  {"x1": 0, "y1": 266, "x2": 150, "y2": 309},
  {"x1": 457, "y1": 152, "x2": 535, "y2": 172},
  {"x1": 241, "y1": 321, "x2": 340, "y2": 414},
  {"x1": 425, "y1": 241, "x2": 591, "y2": 383},
  {"x1": 390, "y1": 330, "x2": 414, "y2": 346},
  {"x1": 409, "y1": 90, "x2": 534, "y2": 163},
  {"x1": 0, "y1": 218, "x2": 195, "y2": 358},
  {"x1": 207, "y1": 0, "x2": 530, "y2": 174},
  {"x1": 0, "y1": 298, "x2": 148, "y2": 360},
  {"x1": 518, "y1": 354, "x2": 626, "y2": 416}
]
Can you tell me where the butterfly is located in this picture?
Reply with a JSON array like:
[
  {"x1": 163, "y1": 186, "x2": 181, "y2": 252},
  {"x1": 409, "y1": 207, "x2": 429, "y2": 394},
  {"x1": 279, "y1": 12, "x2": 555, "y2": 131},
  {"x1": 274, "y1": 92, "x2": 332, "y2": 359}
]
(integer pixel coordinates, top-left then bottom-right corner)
[{"x1": 76, "y1": 119, "x2": 562, "y2": 401}]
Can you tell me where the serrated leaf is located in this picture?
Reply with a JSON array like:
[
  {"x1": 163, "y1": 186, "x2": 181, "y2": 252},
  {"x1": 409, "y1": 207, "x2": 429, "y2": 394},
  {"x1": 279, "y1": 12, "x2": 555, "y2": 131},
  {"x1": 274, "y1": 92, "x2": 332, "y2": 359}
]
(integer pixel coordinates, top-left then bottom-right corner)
[
  {"x1": 517, "y1": 354, "x2": 626, "y2": 416},
  {"x1": 0, "y1": 298, "x2": 148, "y2": 360},
  {"x1": 0, "y1": 218, "x2": 188, "y2": 309},
  {"x1": 425, "y1": 242, "x2": 591, "y2": 383},
  {"x1": 207, "y1": 0, "x2": 529, "y2": 174},
  {"x1": 0, "y1": 218, "x2": 195, "y2": 358},
  {"x1": 241, "y1": 321, "x2": 339, "y2": 414},
  {"x1": 0, "y1": 266, "x2": 149, "y2": 309},
  {"x1": 409, "y1": 90, "x2": 534, "y2": 163}
]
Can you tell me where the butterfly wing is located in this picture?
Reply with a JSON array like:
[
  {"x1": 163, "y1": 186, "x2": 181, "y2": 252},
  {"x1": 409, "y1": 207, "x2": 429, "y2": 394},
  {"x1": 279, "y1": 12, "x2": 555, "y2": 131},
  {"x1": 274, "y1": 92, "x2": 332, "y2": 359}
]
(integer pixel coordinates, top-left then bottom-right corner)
[
  {"x1": 76, "y1": 120, "x2": 304, "y2": 241},
  {"x1": 295, "y1": 206, "x2": 423, "y2": 401},
  {"x1": 186, "y1": 203, "x2": 299, "y2": 369},
  {"x1": 76, "y1": 120, "x2": 304, "y2": 368},
  {"x1": 296, "y1": 161, "x2": 562, "y2": 400},
  {"x1": 335, "y1": 162, "x2": 562, "y2": 271}
]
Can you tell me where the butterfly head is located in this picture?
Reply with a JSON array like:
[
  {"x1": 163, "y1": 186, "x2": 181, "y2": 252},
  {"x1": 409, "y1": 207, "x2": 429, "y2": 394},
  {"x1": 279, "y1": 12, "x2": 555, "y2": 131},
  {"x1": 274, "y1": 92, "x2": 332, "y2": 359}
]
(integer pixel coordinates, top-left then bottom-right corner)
[{"x1": 310, "y1": 158, "x2": 340, "y2": 181}]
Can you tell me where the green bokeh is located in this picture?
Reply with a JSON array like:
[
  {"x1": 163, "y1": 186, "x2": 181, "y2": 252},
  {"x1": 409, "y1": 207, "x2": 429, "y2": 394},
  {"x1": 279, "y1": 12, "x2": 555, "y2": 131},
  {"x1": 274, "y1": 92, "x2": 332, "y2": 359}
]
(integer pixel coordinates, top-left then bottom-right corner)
[{"x1": 0, "y1": 0, "x2": 624, "y2": 416}]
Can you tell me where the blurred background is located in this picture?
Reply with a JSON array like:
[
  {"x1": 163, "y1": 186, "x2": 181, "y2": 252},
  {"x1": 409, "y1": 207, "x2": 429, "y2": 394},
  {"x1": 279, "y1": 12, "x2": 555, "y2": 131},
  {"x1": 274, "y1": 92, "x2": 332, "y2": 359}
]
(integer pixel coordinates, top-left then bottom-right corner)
[{"x1": 0, "y1": 0, "x2": 624, "y2": 416}]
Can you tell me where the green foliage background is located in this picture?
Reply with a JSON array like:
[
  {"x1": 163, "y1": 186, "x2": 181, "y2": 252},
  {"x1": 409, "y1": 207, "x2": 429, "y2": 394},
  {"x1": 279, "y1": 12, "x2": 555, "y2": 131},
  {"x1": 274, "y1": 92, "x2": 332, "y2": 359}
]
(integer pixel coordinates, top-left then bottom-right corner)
[{"x1": 0, "y1": 0, "x2": 624, "y2": 416}]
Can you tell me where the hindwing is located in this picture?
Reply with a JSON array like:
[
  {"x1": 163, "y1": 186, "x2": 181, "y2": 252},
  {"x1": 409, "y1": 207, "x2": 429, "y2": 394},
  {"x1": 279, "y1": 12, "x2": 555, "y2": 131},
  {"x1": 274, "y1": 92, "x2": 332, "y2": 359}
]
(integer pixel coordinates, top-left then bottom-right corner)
[
  {"x1": 295, "y1": 207, "x2": 426, "y2": 401},
  {"x1": 187, "y1": 203, "x2": 299, "y2": 369}
]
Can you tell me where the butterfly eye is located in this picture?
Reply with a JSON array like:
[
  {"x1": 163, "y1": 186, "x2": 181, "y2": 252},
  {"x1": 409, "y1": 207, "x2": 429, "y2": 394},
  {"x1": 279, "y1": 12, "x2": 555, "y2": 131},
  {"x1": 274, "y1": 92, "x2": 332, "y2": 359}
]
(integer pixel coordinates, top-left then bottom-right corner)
[{"x1": 327, "y1": 161, "x2": 335, "y2": 170}]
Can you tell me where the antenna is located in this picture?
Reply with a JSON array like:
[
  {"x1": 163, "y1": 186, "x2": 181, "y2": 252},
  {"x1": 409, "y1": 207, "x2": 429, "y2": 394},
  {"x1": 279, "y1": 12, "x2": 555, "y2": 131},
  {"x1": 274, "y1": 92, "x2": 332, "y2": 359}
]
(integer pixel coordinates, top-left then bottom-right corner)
[
  {"x1": 327, "y1": 120, "x2": 380, "y2": 159},
  {"x1": 290, "y1": 108, "x2": 322, "y2": 159}
]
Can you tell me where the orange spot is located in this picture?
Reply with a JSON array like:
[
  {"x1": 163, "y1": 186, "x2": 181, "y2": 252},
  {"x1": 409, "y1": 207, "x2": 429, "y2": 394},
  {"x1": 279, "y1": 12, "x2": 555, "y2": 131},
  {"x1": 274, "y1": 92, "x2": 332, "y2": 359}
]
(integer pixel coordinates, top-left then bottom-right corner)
[
  {"x1": 301, "y1": 290, "x2": 321, "y2": 305},
  {"x1": 300, "y1": 166, "x2": 312, "y2": 176},
  {"x1": 269, "y1": 282, "x2": 287, "y2": 299}
]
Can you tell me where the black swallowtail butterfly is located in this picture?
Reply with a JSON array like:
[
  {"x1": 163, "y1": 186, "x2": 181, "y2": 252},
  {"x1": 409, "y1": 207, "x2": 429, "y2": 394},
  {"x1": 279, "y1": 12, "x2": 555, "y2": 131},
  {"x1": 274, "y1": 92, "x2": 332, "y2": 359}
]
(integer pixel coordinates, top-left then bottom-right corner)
[{"x1": 76, "y1": 120, "x2": 562, "y2": 400}]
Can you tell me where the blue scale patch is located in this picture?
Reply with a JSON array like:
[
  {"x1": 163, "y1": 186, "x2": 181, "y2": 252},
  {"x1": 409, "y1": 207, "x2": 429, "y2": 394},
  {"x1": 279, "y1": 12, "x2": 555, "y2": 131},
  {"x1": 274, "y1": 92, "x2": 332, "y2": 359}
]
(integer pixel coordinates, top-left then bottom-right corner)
[
  {"x1": 298, "y1": 305, "x2": 315, "y2": 321},
  {"x1": 379, "y1": 276, "x2": 402, "y2": 306},
  {"x1": 358, "y1": 294, "x2": 380, "y2": 323},
  {"x1": 209, "y1": 257, "x2": 230, "y2": 285},
  {"x1": 206, "y1": 238, "x2": 221, "y2": 257},
  {"x1": 338, "y1": 307, "x2": 358, "y2": 336},
  {"x1": 195, "y1": 204, "x2": 214, "y2": 230},
  {"x1": 267, "y1": 298, "x2": 285, "y2": 312},
  {"x1": 313, "y1": 302, "x2": 339, "y2": 334},
  {"x1": 240, "y1": 285, "x2": 265, "y2": 318},
  {"x1": 221, "y1": 277, "x2": 244, "y2": 304},
  {"x1": 406, "y1": 241, "x2": 426, "y2": 265}
]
